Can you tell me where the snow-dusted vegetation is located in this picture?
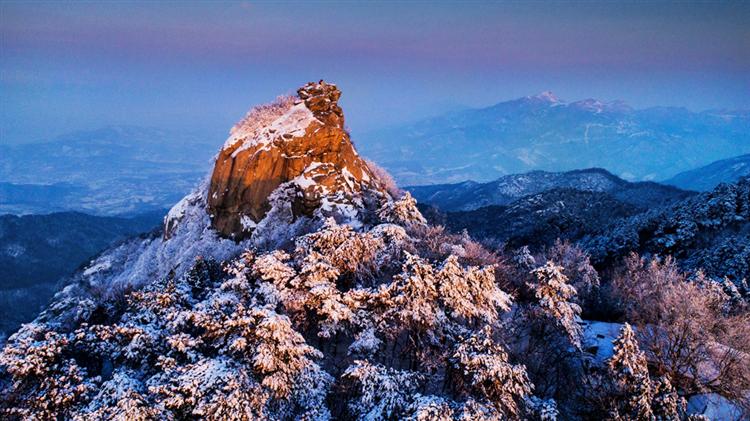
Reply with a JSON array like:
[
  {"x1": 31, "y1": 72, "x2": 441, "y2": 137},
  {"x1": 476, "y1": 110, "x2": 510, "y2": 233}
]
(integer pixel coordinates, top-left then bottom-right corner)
[
  {"x1": 4, "y1": 185, "x2": 747, "y2": 419},
  {"x1": 2, "y1": 84, "x2": 749, "y2": 420}
]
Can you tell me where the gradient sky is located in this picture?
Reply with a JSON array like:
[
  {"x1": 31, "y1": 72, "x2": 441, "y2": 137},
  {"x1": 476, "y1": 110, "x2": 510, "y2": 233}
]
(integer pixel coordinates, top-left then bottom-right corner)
[{"x1": 2, "y1": 1, "x2": 749, "y2": 144}]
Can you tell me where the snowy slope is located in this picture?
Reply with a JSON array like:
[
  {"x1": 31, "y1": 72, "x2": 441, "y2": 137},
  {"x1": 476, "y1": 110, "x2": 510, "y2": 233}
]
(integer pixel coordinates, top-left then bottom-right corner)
[
  {"x1": 408, "y1": 168, "x2": 693, "y2": 212},
  {"x1": 665, "y1": 153, "x2": 750, "y2": 191}
]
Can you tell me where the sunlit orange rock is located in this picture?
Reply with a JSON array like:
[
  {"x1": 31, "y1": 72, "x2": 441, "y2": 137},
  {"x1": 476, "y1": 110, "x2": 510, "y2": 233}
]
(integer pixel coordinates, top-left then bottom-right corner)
[{"x1": 207, "y1": 81, "x2": 378, "y2": 239}]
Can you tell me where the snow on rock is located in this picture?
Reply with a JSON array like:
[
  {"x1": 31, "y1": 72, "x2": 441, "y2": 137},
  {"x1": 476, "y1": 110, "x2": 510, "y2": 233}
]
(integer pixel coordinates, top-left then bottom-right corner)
[
  {"x1": 686, "y1": 393, "x2": 744, "y2": 421},
  {"x1": 229, "y1": 101, "x2": 319, "y2": 158},
  {"x1": 582, "y1": 320, "x2": 623, "y2": 363},
  {"x1": 207, "y1": 80, "x2": 388, "y2": 240}
]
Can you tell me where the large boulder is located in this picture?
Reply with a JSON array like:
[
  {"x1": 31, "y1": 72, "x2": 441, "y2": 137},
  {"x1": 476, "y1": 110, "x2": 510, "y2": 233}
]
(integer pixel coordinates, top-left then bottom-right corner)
[{"x1": 206, "y1": 81, "x2": 380, "y2": 240}]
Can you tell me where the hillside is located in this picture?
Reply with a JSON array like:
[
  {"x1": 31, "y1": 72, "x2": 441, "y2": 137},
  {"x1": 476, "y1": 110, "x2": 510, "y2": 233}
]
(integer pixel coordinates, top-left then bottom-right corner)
[
  {"x1": 665, "y1": 154, "x2": 750, "y2": 191},
  {"x1": 583, "y1": 176, "x2": 750, "y2": 281},
  {"x1": 428, "y1": 174, "x2": 750, "y2": 284},
  {"x1": 358, "y1": 94, "x2": 750, "y2": 185},
  {"x1": 0, "y1": 211, "x2": 163, "y2": 337},
  {"x1": 1, "y1": 82, "x2": 747, "y2": 420},
  {"x1": 407, "y1": 168, "x2": 693, "y2": 212},
  {"x1": 429, "y1": 188, "x2": 641, "y2": 251}
]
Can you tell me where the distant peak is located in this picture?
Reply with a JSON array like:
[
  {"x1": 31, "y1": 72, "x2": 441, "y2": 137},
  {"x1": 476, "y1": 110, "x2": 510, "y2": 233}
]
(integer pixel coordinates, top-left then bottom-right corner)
[
  {"x1": 528, "y1": 91, "x2": 562, "y2": 104},
  {"x1": 571, "y1": 98, "x2": 632, "y2": 113}
]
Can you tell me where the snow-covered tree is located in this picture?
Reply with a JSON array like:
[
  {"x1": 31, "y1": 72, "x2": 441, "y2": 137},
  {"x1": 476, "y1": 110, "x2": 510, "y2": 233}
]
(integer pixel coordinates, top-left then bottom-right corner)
[
  {"x1": 651, "y1": 375, "x2": 684, "y2": 421},
  {"x1": 293, "y1": 252, "x2": 353, "y2": 338},
  {"x1": 450, "y1": 326, "x2": 533, "y2": 418},
  {"x1": 541, "y1": 240, "x2": 600, "y2": 309},
  {"x1": 150, "y1": 357, "x2": 268, "y2": 419},
  {"x1": 525, "y1": 396, "x2": 560, "y2": 421},
  {"x1": 342, "y1": 360, "x2": 421, "y2": 420},
  {"x1": 250, "y1": 309, "x2": 331, "y2": 399},
  {"x1": 514, "y1": 246, "x2": 537, "y2": 270},
  {"x1": 437, "y1": 255, "x2": 512, "y2": 325},
  {"x1": 608, "y1": 323, "x2": 654, "y2": 421},
  {"x1": 296, "y1": 218, "x2": 397, "y2": 282},
  {"x1": 529, "y1": 261, "x2": 583, "y2": 347},
  {"x1": 405, "y1": 395, "x2": 454, "y2": 421},
  {"x1": 380, "y1": 252, "x2": 442, "y2": 336},
  {"x1": 377, "y1": 192, "x2": 427, "y2": 228},
  {"x1": 251, "y1": 250, "x2": 297, "y2": 308},
  {"x1": 0, "y1": 325, "x2": 93, "y2": 420}
]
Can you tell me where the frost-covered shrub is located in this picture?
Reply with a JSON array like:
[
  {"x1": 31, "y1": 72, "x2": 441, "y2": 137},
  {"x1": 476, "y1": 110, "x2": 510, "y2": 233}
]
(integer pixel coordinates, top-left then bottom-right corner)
[
  {"x1": 378, "y1": 192, "x2": 427, "y2": 228},
  {"x1": 365, "y1": 159, "x2": 402, "y2": 199},
  {"x1": 341, "y1": 360, "x2": 422, "y2": 420},
  {"x1": 449, "y1": 326, "x2": 532, "y2": 418},
  {"x1": 609, "y1": 254, "x2": 750, "y2": 407},
  {"x1": 528, "y1": 261, "x2": 583, "y2": 347},
  {"x1": 228, "y1": 95, "x2": 297, "y2": 149}
]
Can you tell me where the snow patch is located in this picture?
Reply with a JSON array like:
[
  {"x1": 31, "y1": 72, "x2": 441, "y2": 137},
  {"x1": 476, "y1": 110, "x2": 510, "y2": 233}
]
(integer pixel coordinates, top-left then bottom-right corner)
[
  {"x1": 83, "y1": 258, "x2": 112, "y2": 277},
  {"x1": 240, "y1": 215, "x2": 257, "y2": 232},
  {"x1": 230, "y1": 102, "x2": 319, "y2": 158}
]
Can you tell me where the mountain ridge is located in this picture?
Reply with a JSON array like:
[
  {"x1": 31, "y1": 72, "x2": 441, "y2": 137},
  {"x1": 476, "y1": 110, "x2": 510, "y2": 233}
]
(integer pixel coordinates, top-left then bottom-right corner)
[
  {"x1": 407, "y1": 167, "x2": 693, "y2": 212},
  {"x1": 665, "y1": 153, "x2": 750, "y2": 191},
  {"x1": 358, "y1": 93, "x2": 750, "y2": 185}
]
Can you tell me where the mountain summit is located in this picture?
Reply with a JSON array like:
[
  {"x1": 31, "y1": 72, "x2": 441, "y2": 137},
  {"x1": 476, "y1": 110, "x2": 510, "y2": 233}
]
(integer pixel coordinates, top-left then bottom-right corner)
[{"x1": 207, "y1": 81, "x2": 380, "y2": 240}]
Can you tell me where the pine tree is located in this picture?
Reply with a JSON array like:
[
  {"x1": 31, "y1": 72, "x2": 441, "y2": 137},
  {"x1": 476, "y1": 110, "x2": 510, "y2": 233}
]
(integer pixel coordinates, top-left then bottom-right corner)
[
  {"x1": 529, "y1": 261, "x2": 583, "y2": 347},
  {"x1": 450, "y1": 326, "x2": 533, "y2": 418},
  {"x1": 651, "y1": 375, "x2": 683, "y2": 421},
  {"x1": 608, "y1": 323, "x2": 654, "y2": 420}
]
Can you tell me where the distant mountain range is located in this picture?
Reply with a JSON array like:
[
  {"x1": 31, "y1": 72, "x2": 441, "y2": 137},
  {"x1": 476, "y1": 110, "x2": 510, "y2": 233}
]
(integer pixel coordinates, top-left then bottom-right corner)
[
  {"x1": 2, "y1": 96, "x2": 747, "y2": 215},
  {"x1": 0, "y1": 211, "x2": 163, "y2": 336},
  {"x1": 358, "y1": 93, "x2": 750, "y2": 185},
  {"x1": 665, "y1": 154, "x2": 750, "y2": 191},
  {"x1": 0, "y1": 126, "x2": 215, "y2": 215},
  {"x1": 421, "y1": 171, "x2": 748, "y2": 284},
  {"x1": 407, "y1": 168, "x2": 693, "y2": 212}
]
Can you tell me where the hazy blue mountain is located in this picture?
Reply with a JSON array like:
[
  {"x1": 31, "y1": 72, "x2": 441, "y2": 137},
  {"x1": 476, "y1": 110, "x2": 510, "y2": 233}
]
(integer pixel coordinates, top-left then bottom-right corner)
[
  {"x1": 0, "y1": 211, "x2": 163, "y2": 336},
  {"x1": 358, "y1": 94, "x2": 750, "y2": 185},
  {"x1": 664, "y1": 154, "x2": 750, "y2": 191},
  {"x1": 407, "y1": 168, "x2": 694, "y2": 212},
  {"x1": 0, "y1": 126, "x2": 216, "y2": 215},
  {"x1": 424, "y1": 188, "x2": 643, "y2": 251}
]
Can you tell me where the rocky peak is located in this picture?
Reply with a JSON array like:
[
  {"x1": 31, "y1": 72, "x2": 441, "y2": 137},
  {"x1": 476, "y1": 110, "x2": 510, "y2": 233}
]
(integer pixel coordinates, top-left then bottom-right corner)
[
  {"x1": 297, "y1": 81, "x2": 344, "y2": 127},
  {"x1": 205, "y1": 80, "x2": 382, "y2": 240}
]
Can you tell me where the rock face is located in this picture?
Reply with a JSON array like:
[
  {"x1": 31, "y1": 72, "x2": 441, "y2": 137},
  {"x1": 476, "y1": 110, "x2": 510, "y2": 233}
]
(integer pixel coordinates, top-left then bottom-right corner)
[{"x1": 207, "y1": 81, "x2": 379, "y2": 240}]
